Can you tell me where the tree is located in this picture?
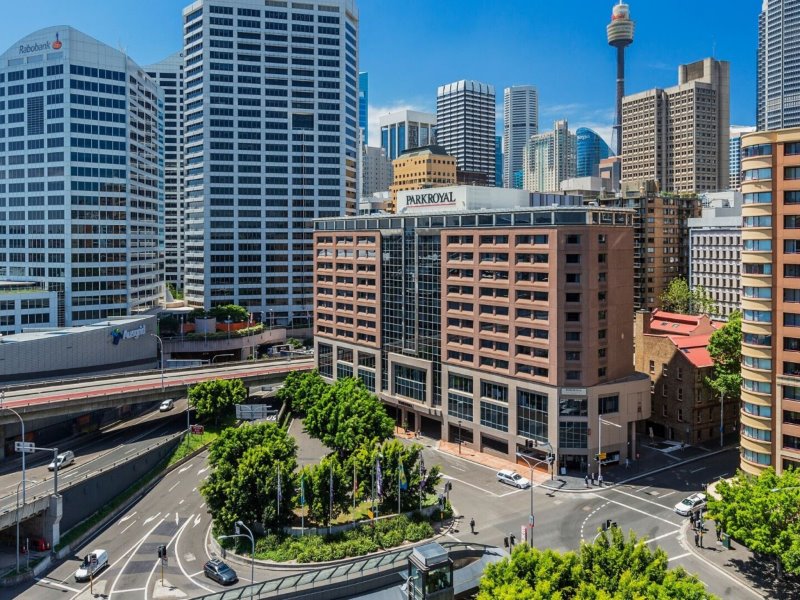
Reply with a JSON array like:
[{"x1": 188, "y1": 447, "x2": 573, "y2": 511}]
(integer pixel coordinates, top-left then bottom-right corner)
[
  {"x1": 276, "y1": 370, "x2": 327, "y2": 414},
  {"x1": 705, "y1": 310, "x2": 742, "y2": 400},
  {"x1": 707, "y1": 467, "x2": 800, "y2": 577},
  {"x1": 305, "y1": 378, "x2": 394, "y2": 456},
  {"x1": 297, "y1": 454, "x2": 352, "y2": 526},
  {"x1": 202, "y1": 422, "x2": 298, "y2": 532},
  {"x1": 478, "y1": 528, "x2": 717, "y2": 599},
  {"x1": 660, "y1": 276, "x2": 718, "y2": 316},
  {"x1": 189, "y1": 378, "x2": 246, "y2": 424},
  {"x1": 209, "y1": 303, "x2": 249, "y2": 323}
]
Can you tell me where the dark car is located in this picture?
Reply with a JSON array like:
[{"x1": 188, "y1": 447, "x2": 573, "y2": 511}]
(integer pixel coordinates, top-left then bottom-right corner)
[{"x1": 204, "y1": 559, "x2": 238, "y2": 585}]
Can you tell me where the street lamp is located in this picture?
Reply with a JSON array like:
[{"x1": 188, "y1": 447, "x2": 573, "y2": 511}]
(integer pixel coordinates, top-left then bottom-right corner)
[
  {"x1": 226, "y1": 314, "x2": 232, "y2": 339},
  {"x1": 1, "y1": 392, "x2": 27, "y2": 505},
  {"x1": 269, "y1": 309, "x2": 274, "y2": 329},
  {"x1": 218, "y1": 522, "x2": 255, "y2": 600},
  {"x1": 15, "y1": 479, "x2": 37, "y2": 573},
  {"x1": 457, "y1": 420, "x2": 462, "y2": 455},
  {"x1": 598, "y1": 416, "x2": 622, "y2": 485},
  {"x1": 151, "y1": 334, "x2": 165, "y2": 390},
  {"x1": 719, "y1": 391, "x2": 724, "y2": 449},
  {"x1": 516, "y1": 448, "x2": 554, "y2": 547}
]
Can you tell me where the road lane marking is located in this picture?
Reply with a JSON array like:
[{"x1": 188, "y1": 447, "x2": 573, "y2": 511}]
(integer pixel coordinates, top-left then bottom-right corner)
[
  {"x1": 179, "y1": 464, "x2": 194, "y2": 474},
  {"x1": 669, "y1": 551, "x2": 691, "y2": 561},
  {"x1": 190, "y1": 570, "x2": 204, "y2": 577},
  {"x1": 176, "y1": 516, "x2": 215, "y2": 593},
  {"x1": 644, "y1": 528, "x2": 682, "y2": 544},
  {"x1": 658, "y1": 491, "x2": 676, "y2": 499},
  {"x1": 497, "y1": 488, "x2": 526, "y2": 498},
  {"x1": 689, "y1": 467, "x2": 706, "y2": 474},
  {"x1": 120, "y1": 521, "x2": 137, "y2": 535},
  {"x1": 598, "y1": 495, "x2": 682, "y2": 527},
  {"x1": 197, "y1": 467, "x2": 208, "y2": 475},
  {"x1": 35, "y1": 577, "x2": 81, "y2": 592},
  {"x1": 441, "y1": 474, "x2": 500, "y2": 496},
  {"x1": 606, "y1": 486, "x2": 676, "y2": 511},
  {"x1": 179, "y1": 499, "x2": 185, "y2": 505},
  {"x1": 193, "y1": 515, "x2": 202, "y2": 527},
  {"x1": 110, "y1": 515, "x2": 168, "y2": 598},
  {"x1": 112, "y1": 587, "x2": 146, "y2": 594},
  {"x1": 144, "y1": 512, "x2": 162, "y2": 525},
  {"x1": 144, "y1": 514, "x2": 198, "y2": 599},
  {"x1": 176, "y1": 512, "x2": 180, "y2": 525},
  {"x1": 169, "y1": 481, "x2": 181, "y2": 493},
  {"x1": 120, "y1": 512, "x2": 137, "y2": 523}
]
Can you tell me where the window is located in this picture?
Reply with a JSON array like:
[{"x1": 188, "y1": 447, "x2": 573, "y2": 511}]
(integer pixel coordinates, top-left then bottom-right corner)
[
  {"x1": 743, "y1": 402, "x2": 771, "y2": 418},
  {"x1": 786, "y1": 167, "x2": 800, "y2": 180},
  {"x1": 786, "y1": 191, "x2": 800, "y2": 205},
  {"x1": 677, "y1": 388, "x2": 684, "y2": 401},
  {"x1": 743, "y1": 192, "x2": 772, "y2": 204},
  {"x1": 742, "y1": 447, "x2": 771, "y2": 465},
  {"x1": 785, "y1": 313, "x2": 800, "y2": 327},
  {"x1": 743, "y1": 239, "x2": 771, "y2": 251},
  {"x1": 743, "y1": 143, "x2": 772, "y2": 157},
  {"x1": 742, "y1": 167, "x2": 772, "y2": 181},
  {"x1": 318, "y1": 343, "x2": 333, "y2": 377},
  {"x1": 742, "y1": 378, "x2": 771, "y2": 394},
  {"x1": 743, "y1": 309, "x2": 771, "y2": 323},
  {"x1": 448, "y1": 391, "x2": 473, "y2": 422},
  {"x1": 598, "y1": 394, "x2": 619, "y2": 414},
  {"x1": 480, "y1": 401, "x2": 508, "y2": 432},
  {"x1": 517, "y1": 390, "x2": 548, "y2": 442},
  {"x1": 743, "y1": 286, "x2": 772, "y2": 299},
  {"x1": 480, "y1": 381, "x2": 508, "y2": 403},
  {"x1": 394, "y1": 364, "x2": 426, "y2": 402},
  {"x1": 649, "y1": 361, "x2": 655, "y2": 374},
  {"x1": 743, "y1": 332, "x2": 771, "y2": 346},
  {"x1": 558, "y1": 421, "x2": 587, "y2": 448},
  {"x1": 559, "y1": 397, "x2": 587, "y2": 416}
]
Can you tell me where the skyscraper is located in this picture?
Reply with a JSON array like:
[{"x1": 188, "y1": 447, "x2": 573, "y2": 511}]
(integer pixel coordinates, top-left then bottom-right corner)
[
  {"x1": 181, "y1": 0, "x2": 359, "y2": 326},
  {"x1": 523, "y1": 120, "x2": 576, "y2": 193},
  {"x1": 607, "y1": 1, "x2": 634, "y2": 157},
  {"x1": 358, "y1": 71, "x2": 368, "y2": 143},
  {"x1": 729, "y1": 126, "x2": 756, "y2": 191},
  {"x1": 622, "y1": 57, "x2": 730, "y2": 193},
  {"x1": 436, "y1": 80, "x2": 496, "y2": 186},
  {"x1": 503, "y1": 85, "x2": 538, "y2": 188},
  {"x1": 576, "y1": 127, "x2": 612, "y2": 178},
  {"x1": 361, "y1": 145, "x2": 392, "y2": 197},
  {"x1": 378, "y1": 109, "x2": 436, "y2": 161},
  {"x1": 0, "y1": 26, "x2": 164, "y2": 326},
  {"x1": 146, "y1": 52, "x2": 184, "y2": 293},
  {"x1": 495, "y1": 135, "x2": 503, "y2": 187},
  {"x1": 757, "y1": 0, "x2": 800, "y2": 130}
]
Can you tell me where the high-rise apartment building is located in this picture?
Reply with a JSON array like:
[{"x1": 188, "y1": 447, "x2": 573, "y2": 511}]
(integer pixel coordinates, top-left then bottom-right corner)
[
  {"x1": 358, "y1": 71, "x2": 368, "y2": 143},
  {"x1": 729, "y1": 126, "x2": 756, "y2": 190},
  {"x1": 0, "y1": 26, "x2": 164, "y2": 326},
  {"x1": 436, "y1": 80, "x2": 496, "y2": 186},
  {"x1": 688, "y1": 191, "x2": 742, "y2": 320},
  {"x1": 576, "y1": 127, "x2": 612, "y2": 178},
  {"x1": 758, "y1": 0, "x2": 800, "y2": 131},
  {"x1": 146, "y1": 52, "x2": 184, "y2": 293},
  {"x1": 503, "y1": 85, "x2": 538, "y2": 188},
  {"x1": 523, "y1": 120, "x2": 576, "y2": 193},
  {"x1": 739, "y1": 127, "x2": 800, "y2": 475},
  {"x1": 388, "y1": 145, "x2": 456, "y2": 211},
  {"x1": 313, "y1": 187, "x2": 650, "y2": 468},
  {"x1": 379, "y1": 109, "x2": 436, "y2": 161},
  {"x1": 361, "y1": 145, "x2": 392, "y2": 197},
  {"x1": 622, "y1": 58, "x2": 730, "y2": 194},
  {"x1": 181, "y1": 0, "x2": 359, "y2": 326}
]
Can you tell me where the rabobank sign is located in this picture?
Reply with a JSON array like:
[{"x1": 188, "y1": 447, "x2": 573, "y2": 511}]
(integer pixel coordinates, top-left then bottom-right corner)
[{"x1": 18, "y1": 40, "x2": 51, "y2": 55}]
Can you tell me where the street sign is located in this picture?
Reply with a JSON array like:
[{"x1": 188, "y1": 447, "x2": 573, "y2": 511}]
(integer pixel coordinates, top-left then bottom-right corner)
[
  {"x1": 190, "y1": 424, "x2": 204, "y2": 435},
  {"x1": 14, "y1": 441, "x2": 35, "y2": 454},
  {"x1": 597, "y1": 452, "x2": 607, "y2": 461},
  {"x1": 528, "y1": 514, "x2": 535, "y2": 527},
  {"x1": 521, "y1": 525, "x2": 527, "y2": 542}
]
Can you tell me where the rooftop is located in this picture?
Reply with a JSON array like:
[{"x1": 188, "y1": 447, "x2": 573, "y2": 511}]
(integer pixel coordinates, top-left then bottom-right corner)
[{"x1": 0, "y1": 316, "x2": 152, "y2": 344}]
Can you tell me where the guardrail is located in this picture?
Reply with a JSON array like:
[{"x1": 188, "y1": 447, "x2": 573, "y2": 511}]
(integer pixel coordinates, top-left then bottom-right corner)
[{"x1": 189, "y1": 542, "x2": 497, "y2": 600}]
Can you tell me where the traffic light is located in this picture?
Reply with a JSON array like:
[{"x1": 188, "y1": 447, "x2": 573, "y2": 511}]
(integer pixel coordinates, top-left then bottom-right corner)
[
  {"x1": 157, "y1": 545, "x2": 167, "y2": 559},
  {"x1": 602, "y1": 519, "x2": 617, "y2": 531},
  {"x1": 503, "y1": 536, "x2": 509, "y2": 548}
]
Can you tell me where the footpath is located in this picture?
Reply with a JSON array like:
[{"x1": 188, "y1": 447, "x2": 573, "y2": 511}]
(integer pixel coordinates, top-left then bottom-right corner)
[{"x1": 431, "y1": 435, "x2": 799, "y2": 598}]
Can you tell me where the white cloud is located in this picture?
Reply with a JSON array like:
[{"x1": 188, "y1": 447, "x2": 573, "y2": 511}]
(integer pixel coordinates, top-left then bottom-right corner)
[{"x1": 366, "y1": 102, "x2": 433, "y2": 147}]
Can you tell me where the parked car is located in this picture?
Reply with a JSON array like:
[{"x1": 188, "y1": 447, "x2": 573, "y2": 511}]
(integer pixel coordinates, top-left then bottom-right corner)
[
  {"x1": 159, "y1": 399, "x2": 174, "y2": 412},
  {"x1": 21, "y1": 536, "x2": 50, "y2": 553},
  {"x1": 496, "y1": 469, "x2": 531, "y2": 489},
  {"x1": 74, "y1": 549, "x2": 108, "y2": 581},
  {"x1": 48, "y1": 450, "x2": 75, "y2": 471},
  {"x1": 674, "y1": 492, "x2": 707, "y2": 516},
  {"x1": 204, "y1": 558, "x2": 238, "y2": 585}
]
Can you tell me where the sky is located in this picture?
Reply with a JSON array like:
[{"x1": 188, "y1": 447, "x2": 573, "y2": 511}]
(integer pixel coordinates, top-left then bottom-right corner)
[{"x1": 0, "y1": 0, "x2": 760, "y2": 147}]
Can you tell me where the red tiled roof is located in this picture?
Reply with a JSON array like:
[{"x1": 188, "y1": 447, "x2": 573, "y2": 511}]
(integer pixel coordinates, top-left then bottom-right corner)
[
  {"x1": 667, "y1": 334, "x2": 714, "y2": 368},
  {"x1": 649, "y1": 309, "x2": 713, "y2": 336}
]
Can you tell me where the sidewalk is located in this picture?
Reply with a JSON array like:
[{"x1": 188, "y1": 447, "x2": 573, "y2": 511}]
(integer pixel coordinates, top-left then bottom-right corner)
[{"x1": 682, "y1": 519, "x2": 800, "y2": 599}]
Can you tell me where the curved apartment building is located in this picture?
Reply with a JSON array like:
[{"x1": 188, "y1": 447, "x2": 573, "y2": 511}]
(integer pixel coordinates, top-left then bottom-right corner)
[{"x1": 740, "y1": 127, "x2": 800, "y2": 475}]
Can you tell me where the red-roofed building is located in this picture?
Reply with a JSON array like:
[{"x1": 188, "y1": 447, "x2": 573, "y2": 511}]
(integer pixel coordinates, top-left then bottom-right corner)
[{"x1": 635, "y1": 310, "x2": 739, "y2": 445}]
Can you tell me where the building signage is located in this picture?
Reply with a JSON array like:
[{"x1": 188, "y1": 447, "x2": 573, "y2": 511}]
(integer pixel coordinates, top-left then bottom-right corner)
[
  {"x1": 18, "y1": 33, "x2": 61, "y2": 55},
  {"x1": 111, "y1": 324, "x2": 146, "y2": 345},
  {"x1": 404, "y1": 191, "x2": 457, "y2": 207},
  {"x1": 560, "y1": 387, "x2": 587, "y2": 396}
]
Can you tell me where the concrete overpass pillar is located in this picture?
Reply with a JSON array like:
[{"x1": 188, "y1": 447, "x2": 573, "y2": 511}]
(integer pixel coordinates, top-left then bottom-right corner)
[
  {"x1": 45, "y1": 494, "x2": 63, "y2": 547},
  {"x1": 0, "y1": 429, "x2": 5, "y2": 460}
]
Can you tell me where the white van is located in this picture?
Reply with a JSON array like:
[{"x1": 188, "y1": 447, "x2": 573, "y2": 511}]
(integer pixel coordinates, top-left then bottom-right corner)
[
  {"x1": 75, "y1": 549, "x2": 108, "y2": 581},
  {"x1": 48, "y1": 450, "x2": 75, "y2": 471}
]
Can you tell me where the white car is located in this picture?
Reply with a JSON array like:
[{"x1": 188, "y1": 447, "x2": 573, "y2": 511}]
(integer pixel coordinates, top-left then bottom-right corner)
[
  {"x1": 674, "y1": 492, "x2": 707, "y2": 516},
  {"x1": 159, "y1": 399, "x2": 174, "y2": 412},
  {"x1": 48, "y1": 450, "x2": 75, "y2": 471},
  {"x1": 496, "y1": 469, "x2": 531, "y2": 489}
]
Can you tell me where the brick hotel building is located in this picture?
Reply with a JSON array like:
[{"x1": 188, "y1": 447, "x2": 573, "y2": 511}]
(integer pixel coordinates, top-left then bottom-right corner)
[{"x1": 313, "y1": 186, "x2": 650, "y2": 471}]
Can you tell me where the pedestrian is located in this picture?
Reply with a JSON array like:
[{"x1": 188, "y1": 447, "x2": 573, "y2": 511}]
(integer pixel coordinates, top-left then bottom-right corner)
[
  {"x1": 592, "y1": 472, "x2": 597, "y2": 485},
  {"x1": 598, "y1": 474, "x2": 604, "y2": 487},
  {"x1": 509, "y1": 533, "x2": 516, "y2": 548},
  {"x1": 470, "y1": 518, "x2": 475, "y2": 534},
  {"x1": 625, "y1": 457, "x2": 630, "y2": 469},
  {"x1": 584, "y1": 474, "x2": 590, "y2": 488},
  {"x1": 694, "y1": 531, "x2": 699, "y2": 547},
  {"x1": 715, "y1": 524, "x2": 721, "y2": 541},
  {"x1": 699, "y1": 530, "x2": 704, "y2": 548}
]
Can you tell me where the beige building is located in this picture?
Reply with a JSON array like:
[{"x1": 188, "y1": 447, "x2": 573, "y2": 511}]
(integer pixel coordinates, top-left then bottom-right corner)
[
  {"x1": 523, "y1": 120, "x2": 576, "y2": 193},
  {"x1": 622, "y1": 57, "x2": 730, "y2": 194},
  {"x1": 389, "y1": 145, "x2": 457, "y2": 212},
  {"x1": 313, "y1": 187, "x2": 650, "y2": 472},
  {"x1": 739, "y1": 127, "x2": 800, "y2": 475}
]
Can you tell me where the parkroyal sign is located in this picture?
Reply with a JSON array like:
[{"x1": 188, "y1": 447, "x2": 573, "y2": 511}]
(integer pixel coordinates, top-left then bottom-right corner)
[{"x1": 404, "y1": 191, "x2": 457, "y2": 206}]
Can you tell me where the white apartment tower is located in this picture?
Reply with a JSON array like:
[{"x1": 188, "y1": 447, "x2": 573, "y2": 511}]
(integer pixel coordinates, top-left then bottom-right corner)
[
  {"x1": 758, "y1": 0, "x2": 800, "y2": 130},
  {"x1": 503, "y1": 85, "x2": 538, "y2": 188},
  {"x1": 729, "y1": 125, "x2": 756, "y2": 191},
  {"x1": 378, "y1": 109, "x2": 436, "y2": 161},
  {"x1": 181, "y1": 0, "x2": 359, "y2": 326},
  {"x1": 436, "y1": 80, "x2": 496, "y2": 186},
  {"x1": 523, "y1": 120, "x2": 576, "y2": 193},
  {"x1": 0, "y1": 26, "x2": 164, "y2": 326},
  {"x1": 146, "y1": 52, "x2": 185, "y2": 293}
]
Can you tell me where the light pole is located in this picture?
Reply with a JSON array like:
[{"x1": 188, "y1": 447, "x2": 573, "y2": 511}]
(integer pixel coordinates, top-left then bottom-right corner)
[
  {"x1": 1, "y1": 392, "x2": 27, "y2": 505},
  {"x1": 15, "y1": 479, "x2": 36, "y2": 573},
  {"x1": 516, "y1": 448, "x2": 554, "y2": 547},
  {"x1": 269, "y1": 309, "x2": 274, "y2": 329},
  {"x1": 719, "y1": 391, "x2": 724, "y2": 448},
  {"x1": 598, "y1": 416, "x2": 622, "y2": 484},
  {"x1": 226, "y1": 314, "x2": 232, "y2": 339},
  {"x1": 457, "y1": 420, "x2": 462, "y2": 455},
  {"x1": 218, "y1": 522, "x2": 255, "y2": 600},
  {"x1": 152, "y1": 334, "x2": 165, "y2": 390}
]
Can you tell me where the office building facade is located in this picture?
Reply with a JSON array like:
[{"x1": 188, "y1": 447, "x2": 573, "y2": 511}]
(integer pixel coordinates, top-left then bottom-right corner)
[
  {"x1": 361, "y1": 145, "x2": 391, "y2": 197},
  {"x1": 358, "y1": 70, "x2": 367, "y2": 142},
  {"x1": 436, "y1": 80, "x2": 496, "y2": 186},
  {"x1": 739, "y1": 127, "x2": 800, "y2": 475},
  {"x1": 688, "y1": 192, "x2": 742, "y2": 320},
  {"x1": 313, "y1": 187, "x2": 649, "y2": 470},
  {"x1": 146, "y1": 52, "x2": 185, "y2": 293},
  {"x1": 503, "y1": 85, "x2": 538, "y2": 188},
  {"x1": 622, "y1": 58, "x2": 730, "y2": 193},
  {"x1": 388, "y1": 145, "x2": 456, "y2": 212},
  {"x1": 0, "y1": 281, "x2": 58, "y2": 335},
  {"x1": 758, "y1": 0, "x2": 800, "y2": 131},
  {"x1": 729, "y1": 126, "x2": 756, "y2": 191},
  {"x1": 379, "y1": 109, "x2": 436, "y2": 161},
  {"x1": 576, "y1": 127, "x2": 612, "y2": 178},
  {"x1": 181, "y1": 0, "x2": 359, "y2": 326},
  {"x1": 0, "y1": 26, "x2": 164, "y2": 327},
  {"x1": 523, "y1": 120, "x2": 576, "y2": 193}
]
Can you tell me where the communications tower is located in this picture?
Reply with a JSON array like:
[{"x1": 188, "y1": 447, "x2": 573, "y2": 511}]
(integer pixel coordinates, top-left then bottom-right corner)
[{"x1": 607, "y1": 1, "x2": 634, "y2": 157}]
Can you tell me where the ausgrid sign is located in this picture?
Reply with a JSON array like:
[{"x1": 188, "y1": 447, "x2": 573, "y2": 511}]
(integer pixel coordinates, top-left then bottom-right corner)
[{"x1": 123, "y1": 325, "x2": 146, "y2": 340}]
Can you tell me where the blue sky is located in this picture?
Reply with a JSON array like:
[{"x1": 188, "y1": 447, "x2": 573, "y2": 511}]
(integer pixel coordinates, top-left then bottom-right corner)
[{"x1": 0, "y1": 1, "x2": 759, "y2": 146}]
